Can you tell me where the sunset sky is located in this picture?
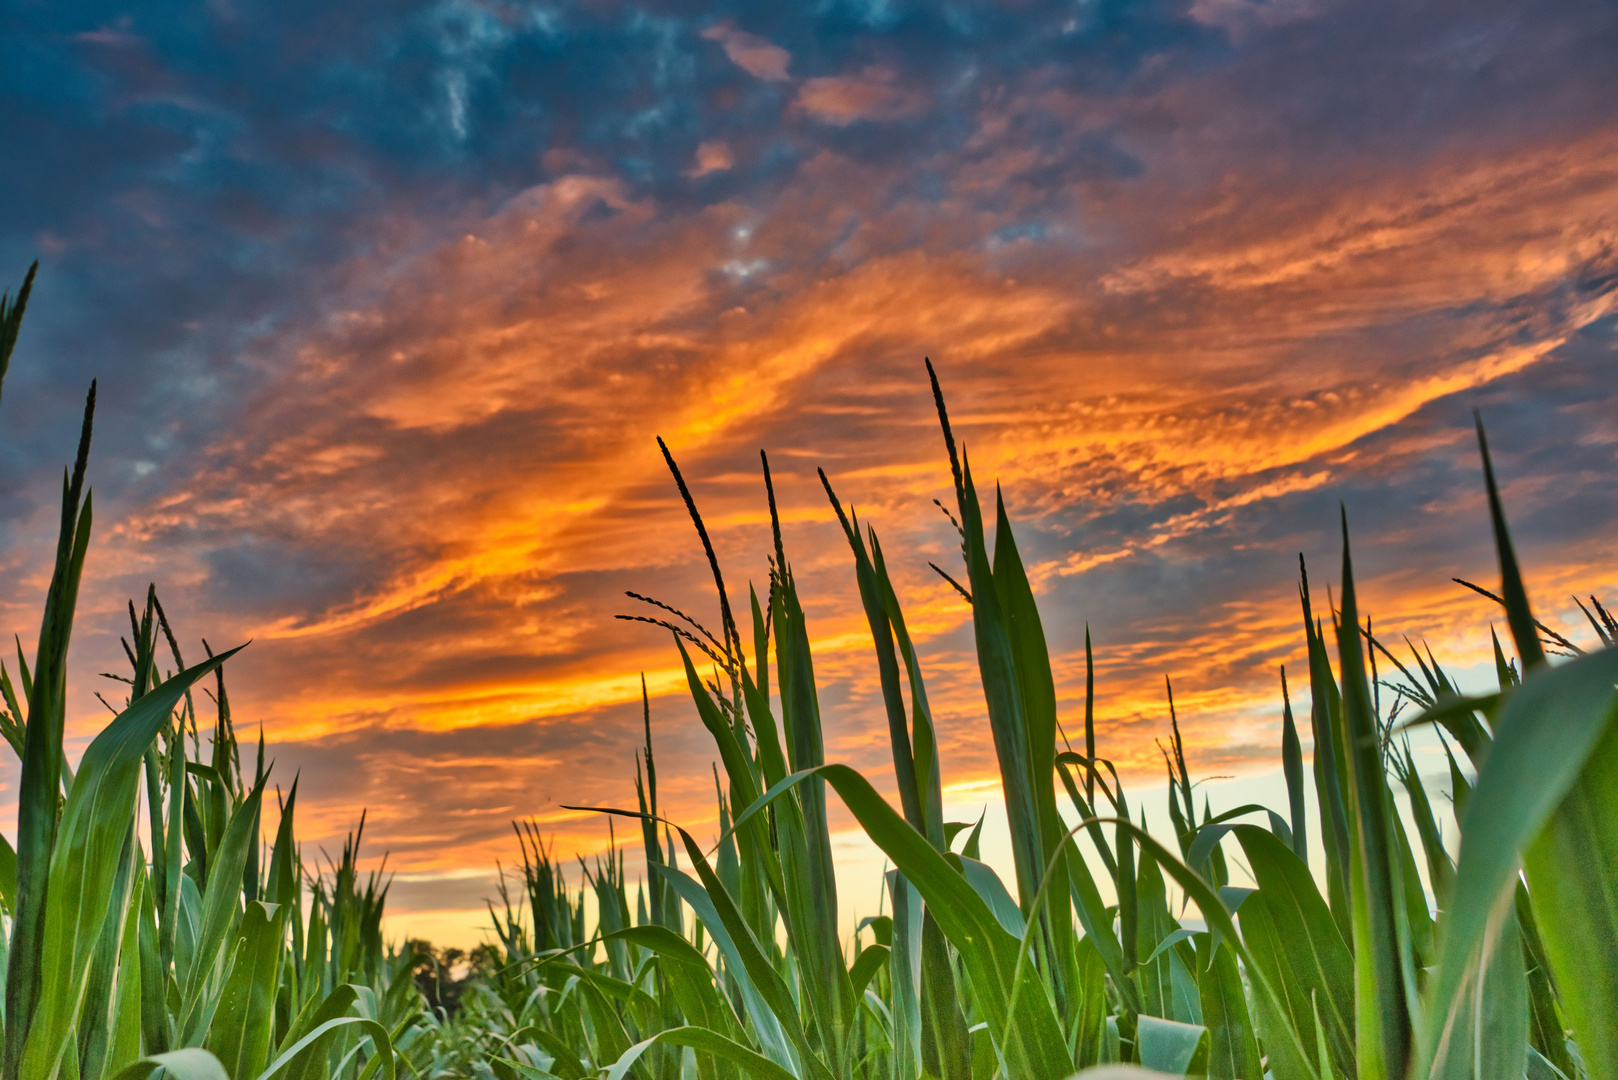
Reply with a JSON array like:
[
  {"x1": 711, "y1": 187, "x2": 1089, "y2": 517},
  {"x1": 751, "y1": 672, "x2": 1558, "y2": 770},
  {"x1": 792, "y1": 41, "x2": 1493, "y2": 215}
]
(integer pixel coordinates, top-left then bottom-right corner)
[{"x1": 3, "y1": 0, "x2": 1616, "y2": 946}]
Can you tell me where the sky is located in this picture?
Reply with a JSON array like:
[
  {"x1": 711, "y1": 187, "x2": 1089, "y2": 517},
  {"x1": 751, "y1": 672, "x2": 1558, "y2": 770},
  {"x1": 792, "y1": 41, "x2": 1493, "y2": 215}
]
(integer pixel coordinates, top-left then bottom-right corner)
[{"x1": 2, "y1": 0, "x2": 1616, "y2": 946}]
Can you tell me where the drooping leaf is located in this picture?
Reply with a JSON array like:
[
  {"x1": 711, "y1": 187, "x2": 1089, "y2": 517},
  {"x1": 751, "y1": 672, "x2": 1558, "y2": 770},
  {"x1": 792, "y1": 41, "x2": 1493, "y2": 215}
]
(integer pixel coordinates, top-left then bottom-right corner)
[
  {"x1": 110, "y1": 1049, "x2": 229, "y2": 1080},
  {"x1": 1196, "y1": 934, "x2": 1262, "y2": 1080},
  {"x1": 1135, "y1": 1015, "x2": 1207, "y2": 1076}
]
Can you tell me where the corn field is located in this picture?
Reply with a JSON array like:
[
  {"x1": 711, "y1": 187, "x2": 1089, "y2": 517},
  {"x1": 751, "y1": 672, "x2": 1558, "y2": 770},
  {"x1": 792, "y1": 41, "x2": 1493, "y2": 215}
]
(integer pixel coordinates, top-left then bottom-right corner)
[{"x1": 1, "y1": 264, "x2": 1614, "y2": 1080}]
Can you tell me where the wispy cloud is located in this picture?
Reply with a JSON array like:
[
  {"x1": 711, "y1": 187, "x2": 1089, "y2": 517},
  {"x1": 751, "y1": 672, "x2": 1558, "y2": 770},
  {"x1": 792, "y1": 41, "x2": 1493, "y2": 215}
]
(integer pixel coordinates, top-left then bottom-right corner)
[
  {"x1": 797, "y1": 67, "x2": 928, "y2": 125},
  {"x1": 702, "y1": 22, "x2": 792, "y2": 82}
]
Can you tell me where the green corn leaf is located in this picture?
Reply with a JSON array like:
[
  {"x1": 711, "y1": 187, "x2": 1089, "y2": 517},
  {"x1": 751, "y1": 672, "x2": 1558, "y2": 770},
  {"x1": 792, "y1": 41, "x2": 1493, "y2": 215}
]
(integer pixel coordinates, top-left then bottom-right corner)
[
  {"x1": 1105, "y1": 821, "x2": 1319, "y2": 1080},
  {"x1": 1518, "y1": 705, "x2": 1618, "y2": 1080},
  {"x1": 0, "y1": 830, "x2": 16, "y2": 923},
  {"x1": 1084, "y1": 626, "x2": 1096, "y2": 805},
  {"x1": 1209, "y1": 836, "x2": 1243, "y2": 898},
  {"x1": 274, "y1": 983, "x2": 358, "y2": 1080},
  {"x1": 141, "y1": 748, "x2": 165, "y2": 914},
  {"x1": 957, "y1": 460, "x2": 1045, "y2": 918},
  {"x1": 1232, "y1": 825, "x2": 1353, "y2": 1078},
  {"x1": 633, "y1": 682, "x2": 670, "y2": 937},
  {"x1": 1391, "y1": 804, "x2": 1434, "y2": 971},
  {"x1": 1419, "y1": 645, "x2": 1618, "y2": 1080},
  {"x1": 957, "y1": 856, "x2": 1024, "y2": 937},
  {"x1": 1073, "y1": 935, "x2": 1110, "y2": 1068},
  {"x1": 1134, "y1": 845, "x2": 1176, "y2": 1020},
  {"x1": 738, "y1": 651, "x2": 789, "y2": 792},
  {"x1": 548, "y1": 962, "x2": 658, "y2": 1015},
  {"x1": 1309, "y1": 991, "x2": 1336, "y2": 1080},
  {"x1": 206, "y1": 902, "x2": 287, "y2": 1080},
  {"x1": 917, "y1": 909, "x2": 971, "y2": 1080},
  {"x1": 76, "y1": 823, "x2": 139, "y2": 1080},
  {"x1": 1056, "y1": 759, "x2": 1116, "y2": 880},
  {"x1": 674, "y1": 640, "x2": 784, "y2": 906},
  {"x1": 181, "y1": 776, "x2": 211, "y2": 892},
  {"x1": 1299, "y1": 560, "x2": 1352, "y2": 933},
  {"x1": 7, "y1": 385, "x2": 96, "y2": 1080},
  {"x1": 1443, "y1": 737, "x2": 1473, "y2": 820},
  {"x1": 1061, "y1": 819, "x2": 1140, "y2": 1016},
  {"x1": 264, "y1": 780, "x2": 299, "y2": 911},
  {"x1": 186, "y1": 762, "x2": 231, "y2": 869},
  {"x1": 1184, "y1": 804, "x2": 1284, "y2": 875},
  {"x1": 0, "y1": 262, "x2": 39, "y2": 407},
  {"x1": 13, "y1": 641, "x2": 31, "y2": 709},
  {"x1": 105, "y1": 860, "x2": 145, "y2": 1077},
  {"x1": 110, "y1": 1049, "x2": 230, "y2": 1080},
  {"x1": 1280, "y1": 668, "x2": 1308, "y2": 862},
  {"x1": 578, "y1": 977, "x2": 632, "y2": 1069},
  {"x1": 1462, "y1": 417, "x2": 1618, "y2": 1079},
  {"x1": 749, "y1": 585, "x2": 769, "y2": 702},
  {"x1": 1142, "y1": 930, "x2": 1197, "y2": 969},
  {"x1": 525, "y1": 1029, "x2": 588, "y2": 1080},
  {"x1": 870, "y1": 531, "x2": 945, "y2": 845},
  {"x1": 1166, "y1": 789, "x2": 1190, "y2": 860},
  {"x1": 1333, "y1": 515, "x2": 1413, "y2": 1080},
  {"x1": 1167, "y1": 943, "x2": 1201, "y2": 1027},
  {"x1": 181, "y1": 772, "x2": 269, "y2": 1033},
  {"x1": 255, "y1": 1015, "x2": 394, "y2": 1080},
  {"x1": 1526, "y1": 1046, "x2": 1572, "y2": 1080},
  {"x1": 1473, "y1": 415, "x2": 1545, "y2": 673},
  {"x1": 135, "y1": 865, "x2": 165, "y2": 1058},
  {"x1": 991, "y1": 490, "x2": 1083, "y2": 1013},
  {"x1": 162, "y1": 716, "x2": 187, "y2": 977},
  {"x1": 766, "y1": 560, "x2": 854, "y2": 1072},
  {"x1": 598, "y1": 926, "x2": 743, "y2": 1043},
  {"x1": 1493, "y1": 628, "x2": 1521, "y2": 690},
  {"x1": 174, "y1": 873, "x2": 204, "y2": 1002},
  {"x1": 605, "y1": 1026, "x2": 797, "y2": 1080},
  {"x1": 820, "y1": 473, "x2": 925, "y2": 834},
  {"x1": 962, "y1": 811, "x2": 984, "y2": 860},
  {"x1": 242, "y1": 732, "x2": 264, "y2": 906},
  {"x1": 729, "y1": 764, "x2": 1075, "y2": 1080},
  {"x1": 990, "y1": 491, "x2": 1059, "y2": 841},
  {"x1": 1515, "y1": 884, "x2": 1574, "y2": 1077},
  {"x1": 17, "y1": 646, "x2": 242, "y2": 1080},
  {"x1": 1428, "y1": 892, "x2": 1528, "y2": 1080},
  {"x1": 885, "y1": 871, "x2": 922, "y2": 1080},
  {"x1": 1196, "y1": 934, "x2": 1262, "y2": 1080},
  {"x1": 858, "y1": 913, "x2": 892, "y2": 947},
  {"x1": 1396, "y1": 693, "x2": 1496, "y2": 766},
  {"x1": 1398, "y1": 746, "x2": 1454, "y2": 907},
  {"x1": 1136, "y1": 1015, "x2": 1207, "y2": 1075},
  {"x1": 653, "y1": 864, "x2": 812, "y2": 1077},
  {"x1": 1119, "y1": 811, "x2": 1141, "y2": 978},
  {"x1": 491, "y1": 1058, "x2": 564, "y2": 1080},
  {"x1": 848, "y1": 943, "x2": 888, "y2": 998}
]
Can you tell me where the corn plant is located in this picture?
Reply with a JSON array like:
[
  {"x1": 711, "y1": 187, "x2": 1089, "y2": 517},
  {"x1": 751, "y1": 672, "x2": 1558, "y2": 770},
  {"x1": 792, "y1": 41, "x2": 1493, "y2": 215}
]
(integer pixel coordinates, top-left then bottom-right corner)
[
  {"x1": 0, "y1": 267, "x2": 427, "y2": 1080},
  {"x1": 465, "y1": 360, "x2": 1614, "y2": 1080}
]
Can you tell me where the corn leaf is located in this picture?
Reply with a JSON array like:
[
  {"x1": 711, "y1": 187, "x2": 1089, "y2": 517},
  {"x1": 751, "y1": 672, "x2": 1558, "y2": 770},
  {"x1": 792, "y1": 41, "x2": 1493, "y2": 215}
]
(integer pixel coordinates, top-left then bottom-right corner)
[
  {"x1": 19, "y1": 647, "x2": 242, "y2": 1080},
  {"x1": 206, "y1": 902, "x2": 287, "y2": 1080},
  {"x1": 1419, "y1": 645, "x2": 1618, "y2": 1079}
]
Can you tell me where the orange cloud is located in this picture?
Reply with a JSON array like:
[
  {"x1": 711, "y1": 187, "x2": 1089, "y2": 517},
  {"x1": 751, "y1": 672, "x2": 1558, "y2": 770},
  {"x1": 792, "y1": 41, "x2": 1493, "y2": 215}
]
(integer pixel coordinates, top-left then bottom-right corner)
[
  {"x1": 689, "y1": 140, "x2": 734, "y2": 176},
  {"x1": 702, "y1": 23, "x2": 792, "y2": 82},
  {"x1": 796, "y1": 67, "x2": 928, "y2": 125}
]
